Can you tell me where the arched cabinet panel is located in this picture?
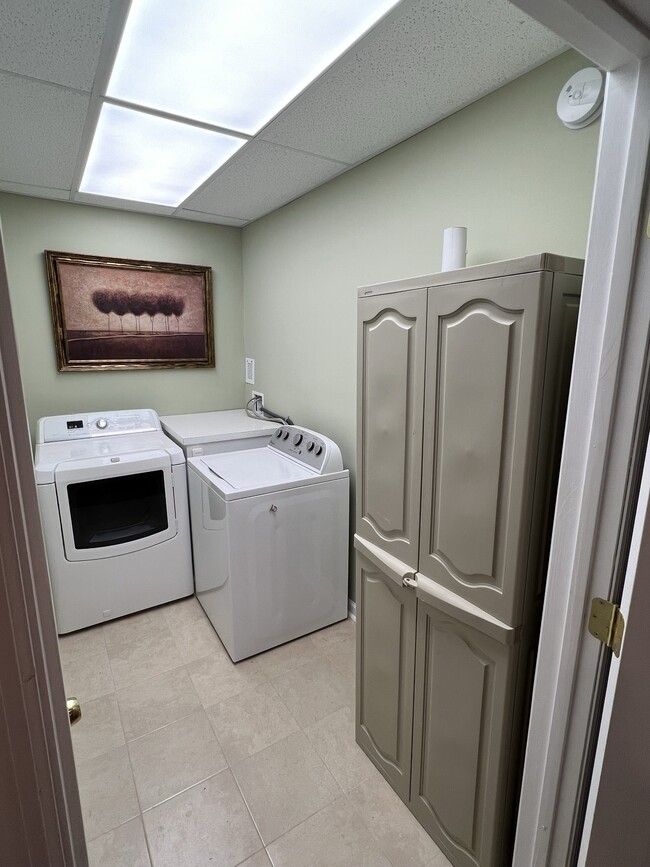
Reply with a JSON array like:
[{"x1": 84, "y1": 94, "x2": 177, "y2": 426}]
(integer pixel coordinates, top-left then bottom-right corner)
[
  {"x1": 410, "y1": 597, "x2": 518, "y2": 867},
  {"x1": 357, "y1": 289, "x2": 427, "y2": 570},
  {"x1": 355, "y1": 551, "x2": 416, "y2": 802},
  {"x1": 420, "y1": 272, "x2": 552, "y2": 626}
]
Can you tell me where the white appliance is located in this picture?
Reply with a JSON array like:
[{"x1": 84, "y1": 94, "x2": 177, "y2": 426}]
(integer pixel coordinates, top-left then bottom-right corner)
[
  {"x1": 160, "y1": 409, "x2": 278, "y2": 457},
  {"x1": 187, "y1": 425, "x2": 350, "y2": 661},
  {"x1": 34, "y1": 408, "x2": 193, "y2": 634}
]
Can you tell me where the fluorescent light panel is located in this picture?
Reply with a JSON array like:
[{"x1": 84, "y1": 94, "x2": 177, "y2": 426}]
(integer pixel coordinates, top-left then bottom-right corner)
[
  {"x1": 80, "y1": 104, "x2": 245, "y2": 206},
  {"x1": 107, "y1": 0, "x2": 401, "y2": 135}
]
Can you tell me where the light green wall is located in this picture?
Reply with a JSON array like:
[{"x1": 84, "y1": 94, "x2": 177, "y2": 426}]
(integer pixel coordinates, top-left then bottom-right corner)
[
  {"x1": 0, "y1": 194, "x2": 245, "y2": 438},
  {"x1": 241, "y1": 50, "x2": 599, "y2": 597},
  {"x1": 0, "y1": 50, "x2": 599, "y2": 599}
]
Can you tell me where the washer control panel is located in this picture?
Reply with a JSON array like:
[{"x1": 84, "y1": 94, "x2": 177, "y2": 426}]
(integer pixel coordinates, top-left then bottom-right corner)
[
  {"x1": 269, "y1": 426, "x2": 339, "y2": 473},
  {"x1": 38, "y1": 409, "x2": 160, "y2": 442}
]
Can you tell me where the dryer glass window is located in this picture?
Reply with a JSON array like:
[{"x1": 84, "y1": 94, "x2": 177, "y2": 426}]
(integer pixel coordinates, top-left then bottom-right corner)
[{"x1": 66, "y1": 470, "x2": 169, "y2": 549}]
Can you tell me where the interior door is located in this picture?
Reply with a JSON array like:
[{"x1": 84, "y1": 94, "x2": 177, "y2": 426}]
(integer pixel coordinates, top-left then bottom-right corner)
[
  {"x1": 582, "y1": 439, "x2": 650, "y2": 867},
  {"x1": 0, "y1": 220, "x2": 86, "y2": 863}
]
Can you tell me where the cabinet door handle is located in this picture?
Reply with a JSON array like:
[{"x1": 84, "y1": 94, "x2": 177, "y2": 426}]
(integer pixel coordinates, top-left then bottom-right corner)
[{"x1": 402, "y1": 575, "x2": 417, "y2": 589}]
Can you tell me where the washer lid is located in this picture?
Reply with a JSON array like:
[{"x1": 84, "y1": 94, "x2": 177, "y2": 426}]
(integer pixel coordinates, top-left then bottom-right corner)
[
  {"x1": 198, "y1": 449, "x2": 317, "y2": 491},
  {"x1": 160, "y1": 409, "x2": 277, "y2": 445}
]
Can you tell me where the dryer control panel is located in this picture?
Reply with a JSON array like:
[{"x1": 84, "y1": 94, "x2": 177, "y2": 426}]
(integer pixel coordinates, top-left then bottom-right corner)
[
  {"x1": 268, "y1": 426, "x2": 343, "y2": 474},
  {"x1": 37, "y1": 409, "x2": 161, "y2": 442}
]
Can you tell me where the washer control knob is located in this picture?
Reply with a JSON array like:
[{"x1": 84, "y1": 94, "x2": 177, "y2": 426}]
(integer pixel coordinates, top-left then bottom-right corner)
[
  {"x1": 293, "y1": 433, "x2": 303, "y2": 446},
  {"x1": 274, "y1": 429, "x2": 283, "y2": 439},
  {"x1": 315, "y1": 444, "x2": 323, "y2": 456},
  {"x1": 282, "y1": 430, "x2": 290, "y2": 440},
  {"x1": 95, "y1": 418, "x2": 108, "y2": 430},
  {"x1": 306, "y1": 441, "x2": 315, "y2": 452}
]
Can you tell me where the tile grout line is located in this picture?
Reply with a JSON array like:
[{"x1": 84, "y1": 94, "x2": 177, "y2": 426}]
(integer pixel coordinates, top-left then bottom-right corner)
[
  {"x1": 227, "y1": 763, "x2": 270, "y2": 860},
  {"x1": 123, "y1": 705, "x2": 201, "y2": 746},
  {"x1": 139, "y1": 766, "x2": 229, "y2": 816},
  {"x1": 120, "y1": 704, "x2": 155, "y2": 867}
]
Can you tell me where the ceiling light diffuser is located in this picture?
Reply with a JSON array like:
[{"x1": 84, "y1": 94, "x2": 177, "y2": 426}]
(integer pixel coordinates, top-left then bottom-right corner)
[
  {"x1": 80, "y1": 104, "x2": 245, "y2": 207},
  {"x1": 107, "y1": 0, "x2": 401, "y2": 135}
]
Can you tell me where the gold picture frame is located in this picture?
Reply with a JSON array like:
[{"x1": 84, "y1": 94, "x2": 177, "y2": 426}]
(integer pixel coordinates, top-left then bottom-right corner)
[{"x1": 44, "y1": 250, "x2": 215, "y2": 371}]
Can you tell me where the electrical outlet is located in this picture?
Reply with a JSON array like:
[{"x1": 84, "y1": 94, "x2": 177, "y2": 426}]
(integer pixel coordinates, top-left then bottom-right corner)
[{"x1": 252, "y1": 390, "x2": 264, "y2": 410}]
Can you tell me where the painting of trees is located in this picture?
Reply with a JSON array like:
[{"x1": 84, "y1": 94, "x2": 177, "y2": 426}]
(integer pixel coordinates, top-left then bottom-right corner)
[
  {"x1": 129, "y1": 293, "x2": 147, "y2": 332},
  {"x1": 90, "y1": 289, "x2": 188, "y2": 333},
  {"x1": 45, "y1": 250, "x2": 214, "y2": 370},
  {"x1": 92, "y1": 290, "x2": 112, "y2": 330},
  {"x1": 143, "y1": 293, "x2": 159, "y2": 332},
  {"x1": 172, "y1": 297, "x2": 185, "y2": 331}
]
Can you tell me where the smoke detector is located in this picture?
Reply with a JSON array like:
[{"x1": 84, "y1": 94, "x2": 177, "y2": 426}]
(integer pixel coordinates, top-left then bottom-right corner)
[{"x1": 557, "y1": 67, "x2": 604, "y2": 129}]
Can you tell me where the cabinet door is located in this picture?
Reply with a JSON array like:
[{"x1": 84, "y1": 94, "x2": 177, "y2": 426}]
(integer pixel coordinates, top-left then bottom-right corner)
[
  {"x1": 356, "y1": 551, "x2": 416, "y2": 802},
  {"x1": 410, "y1": 596, "x2": 518, "y2": 867},
  {"x1": 419, "y1": 272, "x2": 552, "y2": 625},
  {"x1": 357, "y1": 289, "x2": 427, "y2": 570}
]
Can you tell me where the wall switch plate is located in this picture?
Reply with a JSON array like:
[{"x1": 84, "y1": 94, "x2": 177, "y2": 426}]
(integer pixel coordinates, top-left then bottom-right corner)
[{"x1": 245, "y1": 357, "x2": 255, "y2": 384}]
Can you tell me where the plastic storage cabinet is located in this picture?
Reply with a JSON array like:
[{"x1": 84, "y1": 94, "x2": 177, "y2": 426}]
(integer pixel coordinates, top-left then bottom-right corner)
[{"x1": 355, "y1": 254, "x2": 583, "y2": 867}]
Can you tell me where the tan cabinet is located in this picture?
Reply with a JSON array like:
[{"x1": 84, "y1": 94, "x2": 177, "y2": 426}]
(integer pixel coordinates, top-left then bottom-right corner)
[{"x1": 355, "y1": 255, "x2": 583, "y2": 867}]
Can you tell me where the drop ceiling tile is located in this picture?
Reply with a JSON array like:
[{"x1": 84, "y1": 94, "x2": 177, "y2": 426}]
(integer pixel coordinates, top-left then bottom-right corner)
[
  {"x1": 185, "y1": 141, "x2": 347, "y2": 222},
  {"x1": 261, "y1": 0, "x2": 566, "y2": 164},
  {"x1": 0, "y1": 0, "x2": 110, "y2": 91},
  {"x1": 73, "y1": 193, "x2": 175, "y2": 216},
  {"x1": 0, "y1": 180, "x2": 71, "y2": 201},
  {"x1": 176, "y1": 210, "x2": 248, "y2": 228},
  {"x1": 0, "y1": 73, "x2": 88, "y2": 188}
]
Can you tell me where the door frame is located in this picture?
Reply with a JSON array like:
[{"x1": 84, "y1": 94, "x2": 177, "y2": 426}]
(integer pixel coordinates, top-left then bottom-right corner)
[
  {"x1": 1, "y1": 3, "x2": 650, "y2": 865},
  {"x1": 509, "y1": 2, "x2": 650, "y2": 865}
]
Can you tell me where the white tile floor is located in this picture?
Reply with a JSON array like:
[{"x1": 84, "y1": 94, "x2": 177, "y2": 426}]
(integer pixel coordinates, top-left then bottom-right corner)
[{"x1": 59, "y1": 597, "x2": 451, "y2": 867}]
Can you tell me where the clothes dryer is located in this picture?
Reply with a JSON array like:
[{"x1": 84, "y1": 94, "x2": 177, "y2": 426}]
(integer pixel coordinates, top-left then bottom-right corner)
[
  {"x1": 187, "y1": 425, "x2": 349, "y2": 661},
  {"x1": 34, "y1": 408, "x2": 193, "y2": 633}
]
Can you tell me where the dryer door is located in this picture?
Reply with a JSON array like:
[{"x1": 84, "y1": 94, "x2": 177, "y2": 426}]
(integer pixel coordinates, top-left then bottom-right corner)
[{"x1": 54, "y1": 450, "x2": 177, "y2": 561}]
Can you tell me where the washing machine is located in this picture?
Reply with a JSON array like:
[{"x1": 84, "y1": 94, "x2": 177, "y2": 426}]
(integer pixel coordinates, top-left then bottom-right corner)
[
  {"x1": 187, "y1": 424, "x2": 349, "y2": 661},
  {"x1": 34, "y1": 408, "x2": 193, "y2": 634},
  {"x1": 160, "y1": 409, "x2": 278, "y2": 457}
]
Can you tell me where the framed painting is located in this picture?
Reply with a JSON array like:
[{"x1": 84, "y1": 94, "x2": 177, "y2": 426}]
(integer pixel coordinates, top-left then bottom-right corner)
[{"x1": 44, "y1": 250, "x2": 214, "y2": 371}]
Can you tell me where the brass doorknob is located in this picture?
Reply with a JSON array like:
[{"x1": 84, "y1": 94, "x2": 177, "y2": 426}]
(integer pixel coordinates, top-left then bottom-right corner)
[{"x1": 67, "y1": 697, "x2": 81, "y2": 726}]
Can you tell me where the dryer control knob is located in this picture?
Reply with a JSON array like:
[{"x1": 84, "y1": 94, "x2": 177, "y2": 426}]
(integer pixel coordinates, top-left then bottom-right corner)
[
  {"x1": 282, "y1": 430, "x2": 290, "y2": 440},
  {"x1": 315, "y1": 444, "x2": 323, "y2": 456},
  {"x1": 306, "y1": 441, "x2": 315, "y2": 452},
  {"x1": 95, "y1": 418, "x2": 108, "y2": 430},
  {"x1": 274, "y1": 429, "x2": 283, "y2": 438},
  {"x1": 293, "y1": 433, "x2": 303, "y2": 445}
]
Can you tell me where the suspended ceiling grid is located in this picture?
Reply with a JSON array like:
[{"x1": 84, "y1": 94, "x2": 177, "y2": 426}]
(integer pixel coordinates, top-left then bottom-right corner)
[{"x1": 0, "y1": 0, "x2": 566, "y2": 227}]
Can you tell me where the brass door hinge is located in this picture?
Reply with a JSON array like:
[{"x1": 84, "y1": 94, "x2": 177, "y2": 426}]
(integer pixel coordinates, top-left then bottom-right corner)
[{"x1": 588, "y1": 598, "x2": 625, "y2": 657}]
